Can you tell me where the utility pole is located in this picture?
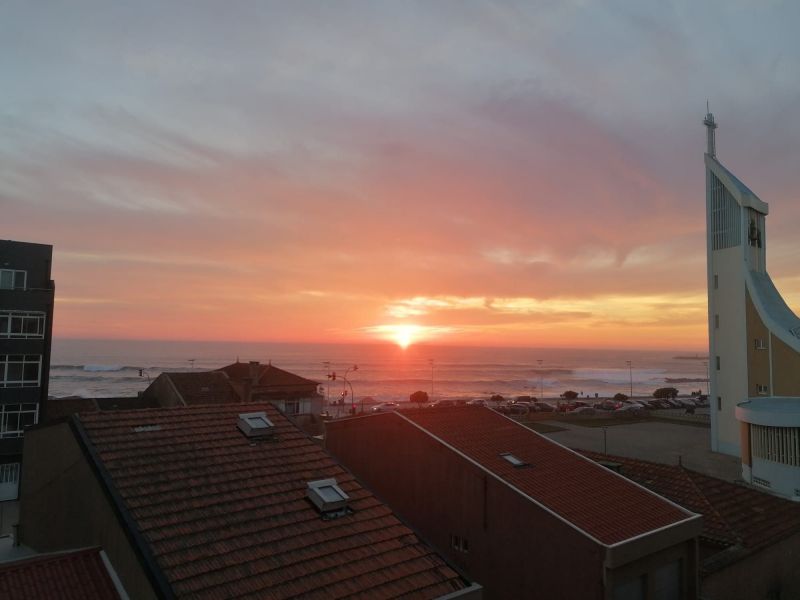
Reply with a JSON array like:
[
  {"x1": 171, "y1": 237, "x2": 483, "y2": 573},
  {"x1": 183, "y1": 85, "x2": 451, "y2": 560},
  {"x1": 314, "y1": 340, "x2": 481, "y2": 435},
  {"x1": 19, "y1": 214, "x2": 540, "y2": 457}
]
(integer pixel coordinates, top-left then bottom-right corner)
[
  {"x1": 537, "y1": 359, "x2": 544, "y2": 402},
  {"x1": 626, "y1": 360, "x2": 633, "y2": 399}
]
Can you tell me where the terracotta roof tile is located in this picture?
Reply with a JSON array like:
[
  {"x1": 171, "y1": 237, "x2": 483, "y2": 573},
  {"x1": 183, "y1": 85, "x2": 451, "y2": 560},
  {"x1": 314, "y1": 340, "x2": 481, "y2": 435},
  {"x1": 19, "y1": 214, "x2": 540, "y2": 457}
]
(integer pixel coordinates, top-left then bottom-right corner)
[
  {"x1": 78, "y1": 403, "x2": 467, "y2": 599},
  {"x1": 0, "y1": 547, "x2": 122, "y2": 599},
  {"x1": 580, "y1": 450, "x2": 800, "y2": 555},
  {"x1": 399, "y1": 407, "x2": 695, "y2": 545}
]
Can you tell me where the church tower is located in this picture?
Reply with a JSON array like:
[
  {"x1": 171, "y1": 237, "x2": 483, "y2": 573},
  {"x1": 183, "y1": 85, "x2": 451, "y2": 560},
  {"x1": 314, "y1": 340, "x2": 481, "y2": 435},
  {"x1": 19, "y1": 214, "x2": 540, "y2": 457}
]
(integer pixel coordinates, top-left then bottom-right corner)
[{"x1": 705, "y1": 109, "x2": 800, "y2": 477}]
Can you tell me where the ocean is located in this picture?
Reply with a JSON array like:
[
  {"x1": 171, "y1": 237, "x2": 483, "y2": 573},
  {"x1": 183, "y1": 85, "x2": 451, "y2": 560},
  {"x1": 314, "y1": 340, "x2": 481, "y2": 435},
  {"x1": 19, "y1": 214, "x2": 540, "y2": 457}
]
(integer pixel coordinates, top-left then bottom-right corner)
[{"x1": 49, "y1": 339, "x2": 710, "y2": 402}]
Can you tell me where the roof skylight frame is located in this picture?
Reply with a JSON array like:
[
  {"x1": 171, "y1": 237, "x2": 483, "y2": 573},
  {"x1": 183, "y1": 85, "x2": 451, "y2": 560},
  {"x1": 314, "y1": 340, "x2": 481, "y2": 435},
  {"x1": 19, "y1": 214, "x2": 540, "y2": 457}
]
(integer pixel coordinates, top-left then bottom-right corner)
[
  {"x1": 237, "y1": 411, "x2": 275, "y2": 438},
  {"x1": 307, "y1": 478, "x2": 350, "y2": 515},
  {"x1": 500, "y1": 452, "x2": 530, "y2": 468}
]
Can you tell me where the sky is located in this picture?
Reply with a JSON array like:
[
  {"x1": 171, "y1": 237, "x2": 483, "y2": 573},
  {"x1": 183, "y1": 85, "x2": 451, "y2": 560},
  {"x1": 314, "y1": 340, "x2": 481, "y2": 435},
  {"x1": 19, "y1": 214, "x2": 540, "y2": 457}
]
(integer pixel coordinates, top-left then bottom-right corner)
[{"x1": 2, "y1": 1, "x2": 800, "y2": 350}]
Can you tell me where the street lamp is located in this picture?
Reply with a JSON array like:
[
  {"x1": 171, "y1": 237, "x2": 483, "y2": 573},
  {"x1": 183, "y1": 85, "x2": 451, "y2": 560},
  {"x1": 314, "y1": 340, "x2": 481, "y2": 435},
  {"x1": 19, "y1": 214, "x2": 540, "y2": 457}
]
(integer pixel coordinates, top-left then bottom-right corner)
[
  {"x1": 537, "y1": 359, "x2": 544, "y2": 402},
  {"x1": 323, "y1": 361, "x2": 331, "y2": 412},
  {"x1": 429, "y1": 358, "x2": 434, "y2": 400},
  {"x1": 343, "y1": 365, "x2": 358, "y2": 414},
  {"x1": 626, "y1": 360, "x2": 633, "y2": 399}
]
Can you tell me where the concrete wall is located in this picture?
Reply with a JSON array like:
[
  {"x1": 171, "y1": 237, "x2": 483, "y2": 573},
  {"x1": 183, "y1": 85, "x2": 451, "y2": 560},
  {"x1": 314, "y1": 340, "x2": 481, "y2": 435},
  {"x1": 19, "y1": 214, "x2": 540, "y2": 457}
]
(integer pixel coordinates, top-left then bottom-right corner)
[
  {"x1": 709, "y1": 245, "x2": 748, "y2": 456},
  {"x1": 327, "y1": 414, "x2": 609, "y2": 600},
  {"x1": 746, "y1": 292, "x2": 772, "y2": 398},
  {"x1": 702, "y1": 532, "x2": 800, "y2": 600},
  {"x1": 771, "y1": 336, "x2": 800, "y2": 397},
  {"x1": 19, "y1": 422, "x2": 158, "y2": 600}
]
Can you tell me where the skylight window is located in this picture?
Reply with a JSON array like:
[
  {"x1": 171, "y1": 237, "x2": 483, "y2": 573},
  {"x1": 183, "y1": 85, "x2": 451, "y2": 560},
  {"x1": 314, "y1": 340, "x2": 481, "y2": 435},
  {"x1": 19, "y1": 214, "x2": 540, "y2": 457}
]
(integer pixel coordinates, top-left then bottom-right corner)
[
  {"x1": 132, "y1": 424, "x2": 161, "y2": 433},
  {"x1": 307, "y1": 478, "x2": 351, "y2": 516},
  {"x1": 237, "y1": 412, "x2": 275, "y2": 438},
  {"x1": 500, "y1": 452, "x2": 529, "y2": 468}
]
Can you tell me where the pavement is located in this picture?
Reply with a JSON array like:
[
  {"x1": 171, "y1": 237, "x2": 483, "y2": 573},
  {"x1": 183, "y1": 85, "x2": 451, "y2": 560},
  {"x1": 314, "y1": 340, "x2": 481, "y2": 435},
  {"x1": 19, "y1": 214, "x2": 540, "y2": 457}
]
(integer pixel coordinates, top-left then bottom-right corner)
[{"x1": 541, "y1": 419, "x2": 742, "y2": 482}]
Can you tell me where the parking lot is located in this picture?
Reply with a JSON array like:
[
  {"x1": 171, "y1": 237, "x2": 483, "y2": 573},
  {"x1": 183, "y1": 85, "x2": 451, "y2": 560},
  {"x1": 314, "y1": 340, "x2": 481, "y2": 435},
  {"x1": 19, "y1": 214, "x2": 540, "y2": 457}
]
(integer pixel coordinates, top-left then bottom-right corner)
[{"x1": 539, "y1": 418, "x2": 741, "y2": 482}]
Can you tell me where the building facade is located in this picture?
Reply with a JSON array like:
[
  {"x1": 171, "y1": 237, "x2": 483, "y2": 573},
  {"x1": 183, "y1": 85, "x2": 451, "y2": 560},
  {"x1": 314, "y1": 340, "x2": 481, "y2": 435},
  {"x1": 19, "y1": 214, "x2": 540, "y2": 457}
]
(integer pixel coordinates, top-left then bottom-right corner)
[
  {"x1": 704, "y1": 111, "x2": 800, "y2": 455},
  {"x1": 0, "y1": 240, "x2": 54, "y2": 501},
  {"x1": 327, "y1": 407, "x2": 702, "y2": 599},
  {"x1": 704, "y1": 112, "x2": 800, "y2": 498}
]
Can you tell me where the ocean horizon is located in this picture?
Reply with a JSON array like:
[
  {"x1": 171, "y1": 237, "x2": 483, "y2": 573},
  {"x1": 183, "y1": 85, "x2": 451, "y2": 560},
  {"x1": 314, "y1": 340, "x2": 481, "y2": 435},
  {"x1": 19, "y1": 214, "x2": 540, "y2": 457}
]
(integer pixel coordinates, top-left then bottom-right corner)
[{"x1": 49, "y1": 338, "x2": 710, "y2": 402}]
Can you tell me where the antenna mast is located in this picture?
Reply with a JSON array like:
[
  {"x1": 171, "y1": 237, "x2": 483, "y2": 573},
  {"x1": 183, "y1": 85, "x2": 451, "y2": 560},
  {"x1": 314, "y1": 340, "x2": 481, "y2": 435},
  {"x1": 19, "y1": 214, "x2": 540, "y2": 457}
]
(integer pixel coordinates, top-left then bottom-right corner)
[{"x1": 703, "y1": 101, "x2": 717, "y2": 157}]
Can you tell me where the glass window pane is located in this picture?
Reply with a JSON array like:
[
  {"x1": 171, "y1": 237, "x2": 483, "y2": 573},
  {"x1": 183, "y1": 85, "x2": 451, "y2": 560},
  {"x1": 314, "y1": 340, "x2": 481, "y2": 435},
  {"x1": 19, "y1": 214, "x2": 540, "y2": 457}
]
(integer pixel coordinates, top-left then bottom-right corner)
[
  {"x1": 13, "y1": 271, "x2": 25, "y2": 289},
  {"x1": 0, "y1": 316, "x2": 8, "y2": 335},
  {"x1": 22, "y1": 318, "x2": 38, "y2": 335},
  {"x1": 6, "y1": 363, "x2": 22, "y2": 382},
  {"x1": 23, "y1": 363, "x2": 39, "y2": 382},
  {"x1": 0, "y1": 271, "x2": 11, "y2": 289},
  {"x1": 4, "y1": 413, "x2": 19, "y2": 433},
  {"x1": 10, "y1": 318, "x2": 22, "y2": 335}
]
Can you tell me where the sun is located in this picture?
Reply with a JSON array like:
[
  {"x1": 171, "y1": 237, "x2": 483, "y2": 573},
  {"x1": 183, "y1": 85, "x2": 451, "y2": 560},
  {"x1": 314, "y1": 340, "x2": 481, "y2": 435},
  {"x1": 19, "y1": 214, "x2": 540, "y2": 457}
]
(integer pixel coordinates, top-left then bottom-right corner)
[
  {"x1": 393, "y1": 324, "x2": 418, "y2": 349},
  {"x1": 364, "y1": 323, "x2": 452, "y2": 348}
]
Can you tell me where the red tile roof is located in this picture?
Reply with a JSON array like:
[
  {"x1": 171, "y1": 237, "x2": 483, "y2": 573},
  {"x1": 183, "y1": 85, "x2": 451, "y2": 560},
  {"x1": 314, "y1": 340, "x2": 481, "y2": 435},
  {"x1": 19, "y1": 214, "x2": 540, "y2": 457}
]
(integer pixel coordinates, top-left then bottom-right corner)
[
  {"x1": 0, "y1": 547, "x2": 122, "y2": 599},
  {"x1": 398, "y1": 407, "x2": 696, "y2": 545},
  {"x1": 217, "y1": 361, "x2": 319, "y2": 389},
  {"x1": 580, "y1": 450, "x2": 800, "y2": 557},
  {"x1": 77, "y1": 403, "x2": 469, "y2": 599},
  {"x1": 163, "y1": 371, "x2": 240, "y2": 405}
]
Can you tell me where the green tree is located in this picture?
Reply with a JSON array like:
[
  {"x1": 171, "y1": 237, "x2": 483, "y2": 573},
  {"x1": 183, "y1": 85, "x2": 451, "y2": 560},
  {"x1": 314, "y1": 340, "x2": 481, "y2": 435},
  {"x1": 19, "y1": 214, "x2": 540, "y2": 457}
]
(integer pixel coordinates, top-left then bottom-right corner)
[
  {"x1": 490, "y1": 394, "x2": 505, "y2": 403},
  {"x1": 563, "y1": 390, "x2": 579, "y2": 400},
  {"x1": 653, "y1": 387, "x2": 679, "y2": 399},
  {"x1": 410, "y1": 390, "x2": 429, "y2": 405},
  {"x1": 613, "y1": 393, "x2": 629, "y2": 402}
]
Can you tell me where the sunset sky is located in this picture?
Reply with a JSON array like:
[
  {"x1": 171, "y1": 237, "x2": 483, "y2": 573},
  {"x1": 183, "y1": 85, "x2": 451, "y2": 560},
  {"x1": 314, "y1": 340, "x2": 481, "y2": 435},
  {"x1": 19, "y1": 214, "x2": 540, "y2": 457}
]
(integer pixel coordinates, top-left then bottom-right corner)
[{"x1": 3, "y1": 2, "x2": 800, "y2": 349}]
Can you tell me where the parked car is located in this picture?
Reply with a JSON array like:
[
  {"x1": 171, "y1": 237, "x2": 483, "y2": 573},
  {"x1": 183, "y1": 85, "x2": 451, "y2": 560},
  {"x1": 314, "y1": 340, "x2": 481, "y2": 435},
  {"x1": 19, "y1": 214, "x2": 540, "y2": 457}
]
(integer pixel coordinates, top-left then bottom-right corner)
[
  {"x1": 428, "y1": 399, "x2": 457, "y2": 408},
  {"x1": 467, "y1": 398, "x2": 487, "y2": 407},
  {"x1": 594, "y1": 400, "x2": 620, "y2": 411},
  {"x1": 506, "y1": 404, "x2": 530, "y2": 415},
  {"x1": 533, "y1": 402, "x2": 554, "y2": 412},
  {"x1": 572, "y1": 407, "x2": 596, "y2": 416},
  {"x1": 371, "y1": 402, "x2": 400, "y2": 413},
  {"x1": 616, "y1": 404, "x2": 646, "y2": 416}
]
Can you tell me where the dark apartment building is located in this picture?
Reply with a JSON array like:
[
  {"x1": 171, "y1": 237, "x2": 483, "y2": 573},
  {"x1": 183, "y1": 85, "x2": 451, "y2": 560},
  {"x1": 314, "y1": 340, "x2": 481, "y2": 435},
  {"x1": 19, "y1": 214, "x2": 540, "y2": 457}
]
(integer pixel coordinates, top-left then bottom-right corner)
[{"x1": 0, "y1": 240, "x2": 55, "y2": 501}]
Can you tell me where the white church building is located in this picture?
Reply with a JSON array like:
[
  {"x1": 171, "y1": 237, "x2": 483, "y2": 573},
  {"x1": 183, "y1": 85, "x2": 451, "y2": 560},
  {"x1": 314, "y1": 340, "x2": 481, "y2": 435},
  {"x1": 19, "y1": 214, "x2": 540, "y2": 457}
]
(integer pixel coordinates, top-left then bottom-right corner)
[{"x1": 704, "y1": 109, "x2": 800, "y2": 500}]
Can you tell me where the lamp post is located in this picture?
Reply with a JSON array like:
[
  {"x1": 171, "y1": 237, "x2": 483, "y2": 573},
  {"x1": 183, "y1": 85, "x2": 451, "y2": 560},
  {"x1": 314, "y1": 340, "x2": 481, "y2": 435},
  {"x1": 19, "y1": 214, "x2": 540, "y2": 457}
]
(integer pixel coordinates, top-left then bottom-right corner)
[
  {"x1": 343, "y1": 364, "x2": 358, "y2": 415},
  {"x1": 323, "y1": 361, "x2": 331, "y2": 412},
  {"x1": 429, "y1": 358, "x2": 434, "y2": 400},
  {"x1": 537, "y1": 359, "x2": 544, "y2": 403},
  {"x1": 626, "y1": 360, "x2": 633, "y2": 399}
]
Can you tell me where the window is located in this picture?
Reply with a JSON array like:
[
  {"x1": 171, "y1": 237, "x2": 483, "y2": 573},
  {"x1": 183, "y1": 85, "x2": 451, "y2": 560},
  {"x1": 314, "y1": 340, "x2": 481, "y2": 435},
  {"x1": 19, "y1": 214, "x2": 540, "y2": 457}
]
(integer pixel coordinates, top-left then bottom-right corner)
[
  {"x1": 500, "y1": 452, "x2": 529, "y2": 467},
  {"x1": 285, "y1": 399, "x2": 300, "y2": 415},
  {"x1": 653, "y1": 560, "x2": 682, "y2": 600},
  {"x1": 0, "y1": 270, "x2": 27, "y2": 290},
  {"x1": 0, "y1": 355, "x2": 41, "y2": 388},
  {"x1": 0, "y1": 311, "x2": 46, "y2": 339},
  {"x1": 450, "y1": 534, "x2": 469, "y2": 554},
  {"x1": 754, "y1": 338, "x2": 767, "y2": 350},
  {"x1": 0, "y1": 463, "x2": 21, "y2": 501},
  {"x1": 713, "y1": 274, "x2": 718, "y2": 289},
  {"x1": 757, "y1": 384, "x2": 769, "y2": 395},
  {"x1": 613, "y1": 575, "x2": 646, "y2": 600},
  {"x1": 717, "y1": 396, "x2": 722, "y2": 411},
  {"x1": 714, "y1": 314, "x2": 719, "y2": 329},
  {"x1": 716, "y1": 356, "x2": 720, "y2": 371},
  {"x1": 0, "y1": 404, "x2": 38, "y2": 439},
  {"x1": 710, "y1": 173, "x2": 742, "y2": 250}
]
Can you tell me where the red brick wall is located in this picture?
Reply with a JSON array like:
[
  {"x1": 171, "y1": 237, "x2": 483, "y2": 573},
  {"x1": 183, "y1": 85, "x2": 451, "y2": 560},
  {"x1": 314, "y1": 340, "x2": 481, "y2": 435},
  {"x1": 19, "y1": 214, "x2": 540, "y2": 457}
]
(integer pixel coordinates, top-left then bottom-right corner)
[{"x1": 326, "y1": 413, "x2": 606, "y2": 600}]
